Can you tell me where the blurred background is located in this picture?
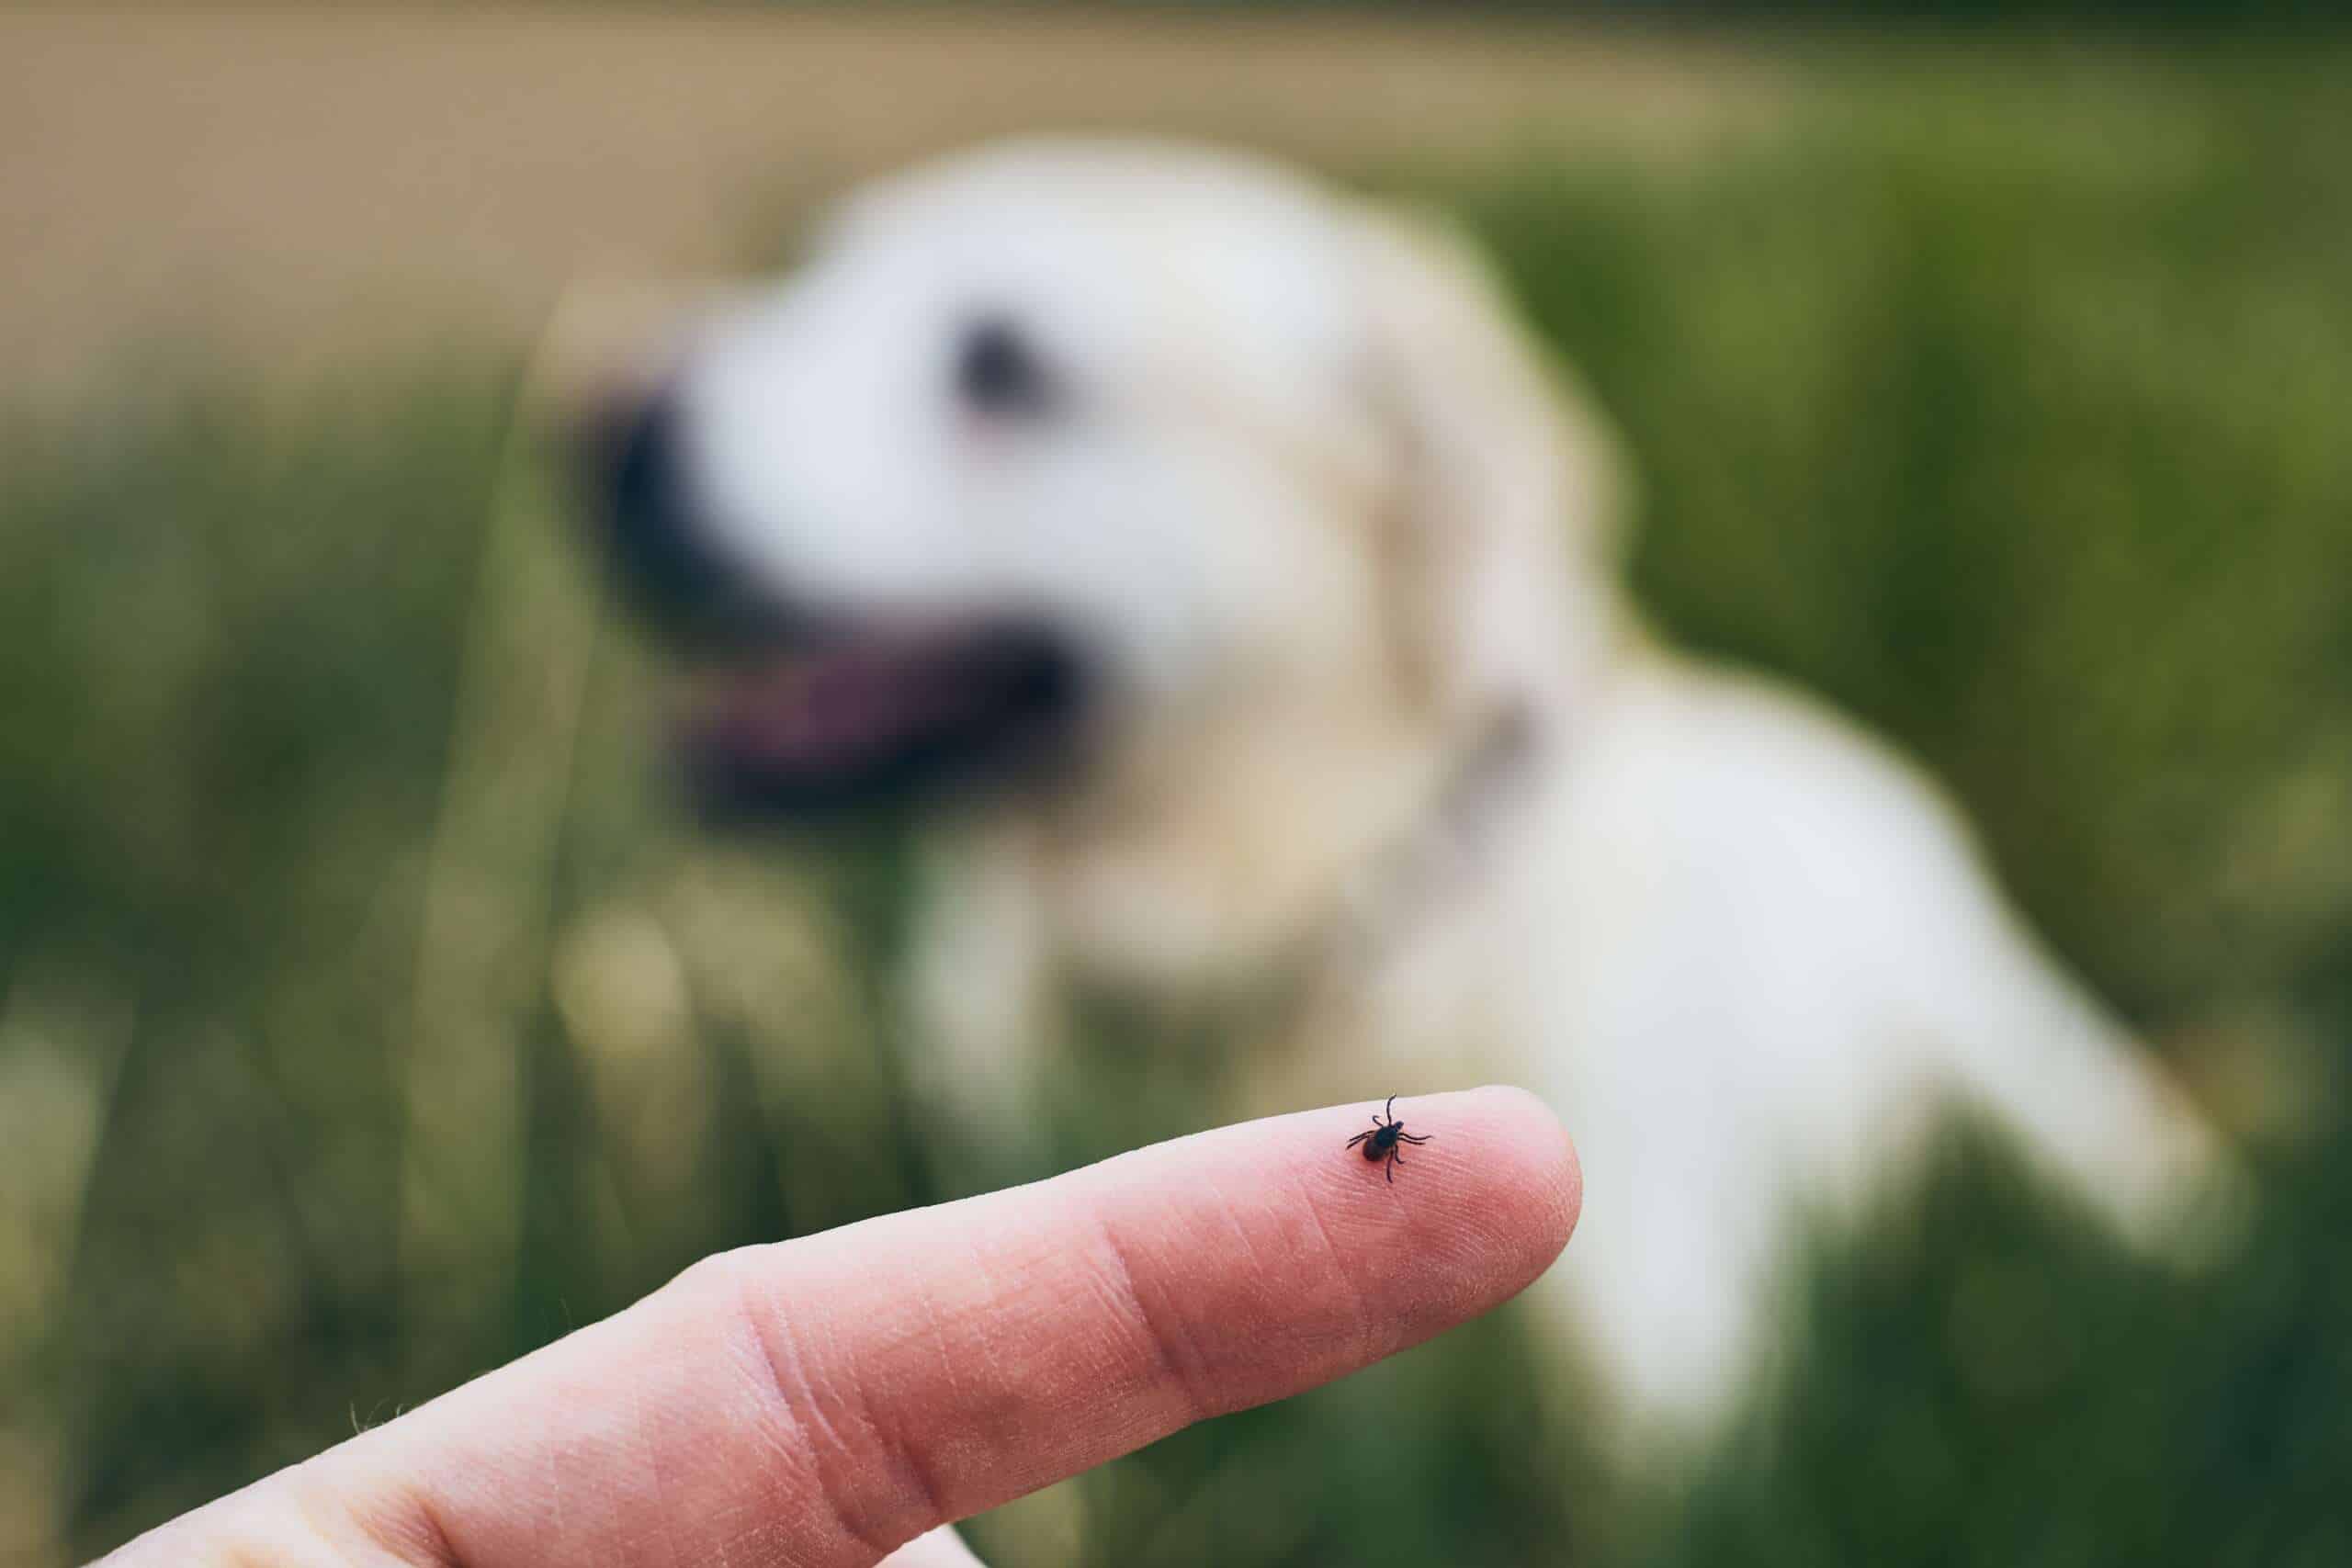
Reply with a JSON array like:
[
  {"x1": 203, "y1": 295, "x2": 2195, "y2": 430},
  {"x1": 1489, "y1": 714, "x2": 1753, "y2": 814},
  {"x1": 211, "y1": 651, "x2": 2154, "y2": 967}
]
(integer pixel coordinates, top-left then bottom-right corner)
[{"x1": 4, "y1": 6, "x2": 2349, "y2": 1565}]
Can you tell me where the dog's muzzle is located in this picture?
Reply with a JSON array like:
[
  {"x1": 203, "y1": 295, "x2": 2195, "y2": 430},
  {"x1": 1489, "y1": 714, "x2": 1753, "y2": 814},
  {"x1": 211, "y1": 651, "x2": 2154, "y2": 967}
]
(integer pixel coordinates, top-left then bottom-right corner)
[{"x1": 583, "y1": 389, "x2": 1091, "y2": 818}]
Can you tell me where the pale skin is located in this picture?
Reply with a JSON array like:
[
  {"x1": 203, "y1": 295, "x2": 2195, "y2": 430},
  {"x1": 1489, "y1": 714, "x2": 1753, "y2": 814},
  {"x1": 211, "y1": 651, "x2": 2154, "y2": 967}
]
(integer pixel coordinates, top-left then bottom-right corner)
[{"x1": 100, "y1": 1087, "x2": 1579, "y2": 1568}]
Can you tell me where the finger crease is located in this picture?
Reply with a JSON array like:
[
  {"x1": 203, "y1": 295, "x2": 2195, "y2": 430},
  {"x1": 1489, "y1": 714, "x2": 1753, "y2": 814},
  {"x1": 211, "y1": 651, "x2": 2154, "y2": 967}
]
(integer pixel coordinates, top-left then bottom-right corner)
[
  {"x1": 845, "y1": 1368, "x2": 956, "y2": 1545},
  {"x1": 727, "y1": 1259, "x2": 909, "y2": 1563},
  {"x1": 1091, "y1": 1213, "x2": 1215, "y2": 1426},
  {"x1": 368, "y1": 1485, "x2": 467, "y2": 1568},
  {"x1": 279, "y1": 1454, "x2": 465, "y2": 1568},
  {"x1": 1297, "y1": 1179, "x2": 1379, "y2": 1364}
]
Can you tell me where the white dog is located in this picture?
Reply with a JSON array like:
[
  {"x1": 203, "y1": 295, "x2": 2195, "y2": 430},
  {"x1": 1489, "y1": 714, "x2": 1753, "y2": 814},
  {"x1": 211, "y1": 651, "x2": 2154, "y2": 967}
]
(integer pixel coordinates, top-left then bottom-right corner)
[{"x1": 586, "y1": 139, "x2": 2232, "y2": 1439}]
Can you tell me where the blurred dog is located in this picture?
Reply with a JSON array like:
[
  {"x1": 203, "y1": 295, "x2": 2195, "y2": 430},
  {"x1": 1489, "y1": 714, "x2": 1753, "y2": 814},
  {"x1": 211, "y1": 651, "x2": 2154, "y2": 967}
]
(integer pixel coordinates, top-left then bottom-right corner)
[{"x1": 585, "y1": 139, "x2": 2231, "y2": 1437}]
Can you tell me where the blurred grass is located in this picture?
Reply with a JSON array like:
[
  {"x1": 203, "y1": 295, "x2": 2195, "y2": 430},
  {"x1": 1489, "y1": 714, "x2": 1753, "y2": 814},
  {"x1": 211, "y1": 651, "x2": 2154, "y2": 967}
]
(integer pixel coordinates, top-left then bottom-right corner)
[{"x1": 4, "y1": 37, "x2": 2349, "y2": 1568}]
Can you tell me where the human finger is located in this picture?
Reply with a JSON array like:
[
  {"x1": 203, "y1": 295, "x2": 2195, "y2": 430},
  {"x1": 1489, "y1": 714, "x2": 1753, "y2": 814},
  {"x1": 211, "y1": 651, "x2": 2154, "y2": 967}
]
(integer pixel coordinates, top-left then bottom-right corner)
[{"x1": 110, "y1": 1087, "x2": 1577, "y2": 1567}]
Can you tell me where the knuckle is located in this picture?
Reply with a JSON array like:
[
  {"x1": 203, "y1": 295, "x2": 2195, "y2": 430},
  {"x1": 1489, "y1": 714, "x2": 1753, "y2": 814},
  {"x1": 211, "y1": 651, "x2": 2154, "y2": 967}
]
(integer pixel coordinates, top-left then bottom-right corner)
[
  {"x1": 718, "y1": 1254, "x2": 945, "y2": 1559},
  {"x1": 1088, "y1": 1214, "x2": 1217, "y2": 1426}
]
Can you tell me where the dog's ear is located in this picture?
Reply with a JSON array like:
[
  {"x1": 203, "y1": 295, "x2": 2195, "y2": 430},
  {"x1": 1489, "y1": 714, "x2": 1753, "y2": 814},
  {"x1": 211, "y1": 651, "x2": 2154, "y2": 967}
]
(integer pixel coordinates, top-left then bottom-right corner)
[{"x1": 1345, "y1": 202, "x2": 1629, "y2": 728}]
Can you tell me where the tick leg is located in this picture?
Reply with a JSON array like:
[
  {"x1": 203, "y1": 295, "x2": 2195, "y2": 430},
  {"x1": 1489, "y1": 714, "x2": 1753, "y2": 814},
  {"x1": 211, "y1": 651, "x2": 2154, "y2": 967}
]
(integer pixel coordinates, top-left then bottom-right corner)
[
  {"x1": 1398, "y1": 1133, "x2": 1431, "y2": 1145},
  {"x1": 1345, "y1": 1131, "x2": 1373, "y2": 1150},
  {"x1": 1385, "y1": 1095, "x2": 1397, "y2": 1122}
]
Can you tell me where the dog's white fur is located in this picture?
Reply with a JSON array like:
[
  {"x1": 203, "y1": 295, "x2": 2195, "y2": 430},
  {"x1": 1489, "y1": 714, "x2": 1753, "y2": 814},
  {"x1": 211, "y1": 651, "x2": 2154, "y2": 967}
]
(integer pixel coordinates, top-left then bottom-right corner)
[{"x1": 654, "y1": 139, "x2": 2228, "y2": 1434}]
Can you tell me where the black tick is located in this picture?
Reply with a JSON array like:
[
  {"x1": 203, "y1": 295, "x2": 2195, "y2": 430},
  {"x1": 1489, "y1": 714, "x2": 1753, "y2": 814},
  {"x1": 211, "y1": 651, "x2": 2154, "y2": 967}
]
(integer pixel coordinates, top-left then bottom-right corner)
[{"x1": 1345, "y1": 1096, "x2": 1431, "y2": 1184}]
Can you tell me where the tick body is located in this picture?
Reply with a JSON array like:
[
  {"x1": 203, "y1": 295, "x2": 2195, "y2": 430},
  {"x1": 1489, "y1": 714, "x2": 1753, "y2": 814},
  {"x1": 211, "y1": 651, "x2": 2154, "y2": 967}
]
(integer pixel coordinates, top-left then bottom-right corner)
[{"x1": 1344, "y1": 1096, "x2": 1431, "y2": 1184}]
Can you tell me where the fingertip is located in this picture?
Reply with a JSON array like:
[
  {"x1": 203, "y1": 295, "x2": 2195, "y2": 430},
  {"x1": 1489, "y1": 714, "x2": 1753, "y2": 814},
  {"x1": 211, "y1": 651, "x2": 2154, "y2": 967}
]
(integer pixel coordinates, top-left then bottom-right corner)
[
  {"x1": 1468, "y1": 1083, "x2": 1582, "y2": 1255},
  {"x1": 1305, "y1": 1086, "x2": 1578, "y2": 1334},
  {"x1": 1436, "y1": 1085, "x2": 1580, "y2": 1291}
]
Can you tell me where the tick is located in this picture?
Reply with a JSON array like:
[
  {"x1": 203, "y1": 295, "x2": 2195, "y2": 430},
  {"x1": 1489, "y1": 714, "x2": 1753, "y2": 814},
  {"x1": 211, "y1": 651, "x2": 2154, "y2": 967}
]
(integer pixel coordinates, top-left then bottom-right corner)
[{"x1": 1345, "y1": 1096, "x2": 1431, "y2": 1183}]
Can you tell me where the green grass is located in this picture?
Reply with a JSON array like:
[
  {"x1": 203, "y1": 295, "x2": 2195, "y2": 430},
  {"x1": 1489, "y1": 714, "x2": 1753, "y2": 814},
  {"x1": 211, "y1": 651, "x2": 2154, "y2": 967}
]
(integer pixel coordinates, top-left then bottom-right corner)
[{"x1": 4, "y1": 39, "x2": 2349, "y2": 1568}]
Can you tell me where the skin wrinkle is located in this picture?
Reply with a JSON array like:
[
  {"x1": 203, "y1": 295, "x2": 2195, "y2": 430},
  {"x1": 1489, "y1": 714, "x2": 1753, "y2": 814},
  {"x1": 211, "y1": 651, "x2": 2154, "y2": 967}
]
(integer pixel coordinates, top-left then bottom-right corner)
[
  {"x1": 940, "y1": 1222, "x2": 1001, "y2": 1480},
  {"x1": 831, "y1": 1312, "x2": 958, "y2": 1558},
  {"x1": 277, "y1": 1465, "x2": 418, "y2": 1568},
  {"x1": 200, "y1": 1514, "x2": 345, "y2": 1568},
  {"x1": 1197, "y1": 1173, "x2": 1373, "y2": 1405},
  {"x1": 854, "y1": 1239, "x2": 977, "y2": 1532},
  {"x1": 1029, "y1": 1207, "x2": 1183, "y2": 1439},
  {"x1": 1089, "y1": 1205, "x2": 1219, "y2": 1425},
  {"x1": 262, "y1": 1488, "x2": 408, "y2": 1568},
  {"x1": 1092, "y1": 1156, "x2": 1385, "y2": 1425},
  {"x1": 1291, "y1": 1160, "x2": 1379, "y2": 1360},
  {"x1": 719, "y1": 1272, "x2": 831, "y2": 1496},
  {"x1": 804, "y1": 1304, "x2": 899, "y2": 1553},
  {"x1": 394, "y1": 1488, "x2": 465, "y2": 1568},
  {"x1": 899, "y1": 1191, "x2": 1186, "y2": 1510},
  {"x1": 703, "y1": 1325, "x2": 817, "y2": 1568},
  {"x1": 1196, "y1": 1164, "x2": 1276, "y2": 1313},
  {"x1": 337, "y1": 1472, "x2": 467, "y2": 1568},
  {"x1": 633, "y1": 1353, "x2": 693, "y2": 1568},
  {"x1": 1178, "y1": 1162, "x2": 1380, "y2": 1391},
  {"x1": 725, "y1": 1254, "x2": 905, "y2": 1564}
]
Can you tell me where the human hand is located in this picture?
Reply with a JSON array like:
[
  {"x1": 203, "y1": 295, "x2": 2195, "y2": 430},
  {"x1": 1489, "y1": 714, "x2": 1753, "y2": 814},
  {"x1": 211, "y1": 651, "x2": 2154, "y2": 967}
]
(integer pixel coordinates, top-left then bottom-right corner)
[{"x1": 101, "y1": 1088, "x2": 1578, "y2": 1566}]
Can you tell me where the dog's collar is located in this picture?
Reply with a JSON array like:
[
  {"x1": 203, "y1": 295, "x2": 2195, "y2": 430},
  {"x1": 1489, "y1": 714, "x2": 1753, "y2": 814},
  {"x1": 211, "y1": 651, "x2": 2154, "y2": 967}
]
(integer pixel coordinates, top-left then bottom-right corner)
[
  {"x1": 1280, "y1": 698, "x2": 1546, "y2": 1001},
  {"x1": 1056, "y1": 698, "x2": 1550, "y2": 1076}
]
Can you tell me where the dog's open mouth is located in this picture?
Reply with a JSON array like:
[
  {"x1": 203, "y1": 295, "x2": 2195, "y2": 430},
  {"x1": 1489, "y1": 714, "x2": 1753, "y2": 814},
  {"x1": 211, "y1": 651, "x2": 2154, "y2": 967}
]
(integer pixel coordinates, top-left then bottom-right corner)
[{"x1": 676, "y1": 616, "x2": 1088, "y2": 817}]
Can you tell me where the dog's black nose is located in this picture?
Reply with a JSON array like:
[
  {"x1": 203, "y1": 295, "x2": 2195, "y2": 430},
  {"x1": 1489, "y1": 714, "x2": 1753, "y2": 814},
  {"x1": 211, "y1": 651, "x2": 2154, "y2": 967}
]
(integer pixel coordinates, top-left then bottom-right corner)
[
  {"x1": 605, "y1": 386, "x2": 681, "y2": 524},
  {"x1": 586, "y1": 386, "x2": 786, "y2": 649},
  {"x1": 595, "y1": 387, "x2": 718, "y2": 610}
]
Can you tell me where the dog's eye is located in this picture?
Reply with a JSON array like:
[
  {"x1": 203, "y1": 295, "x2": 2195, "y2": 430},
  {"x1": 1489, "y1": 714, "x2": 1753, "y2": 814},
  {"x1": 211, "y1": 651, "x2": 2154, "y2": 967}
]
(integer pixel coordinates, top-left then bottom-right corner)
[{"x1": 954, "y1": 317, "x2": 1057, "y2": 420}]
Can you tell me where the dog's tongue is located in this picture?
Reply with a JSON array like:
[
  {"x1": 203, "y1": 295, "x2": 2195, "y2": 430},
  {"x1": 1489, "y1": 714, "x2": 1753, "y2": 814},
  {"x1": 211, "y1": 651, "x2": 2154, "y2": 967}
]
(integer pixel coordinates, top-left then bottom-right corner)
[
  {"x1": 679, "y1": 622, "x2": 1080, "y2": 814},
  {"x1": 691, "y1": 639, "x2": 951, "y2": 771}
]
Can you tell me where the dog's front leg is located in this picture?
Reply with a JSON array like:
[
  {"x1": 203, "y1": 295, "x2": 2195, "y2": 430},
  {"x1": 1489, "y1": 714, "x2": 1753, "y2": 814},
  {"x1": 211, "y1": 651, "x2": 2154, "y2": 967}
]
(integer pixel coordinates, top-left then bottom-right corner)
[{"x1": 899, "y1": 823, "x2": 1067, "y2": 1190}]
